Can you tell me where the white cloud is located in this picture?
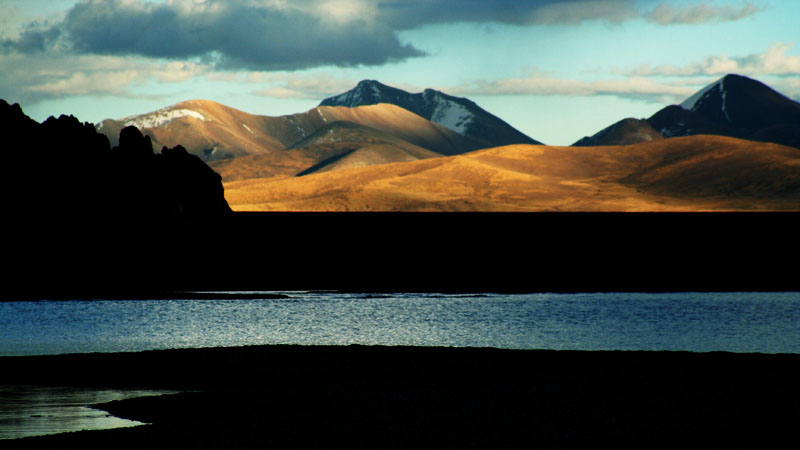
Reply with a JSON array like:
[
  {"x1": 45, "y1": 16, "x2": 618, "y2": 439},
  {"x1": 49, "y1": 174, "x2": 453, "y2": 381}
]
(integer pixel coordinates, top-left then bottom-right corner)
[
  {"x1": 251, "y1": 74, "x2": 359, "y2": 99},
  {"x1": 452, "y1": 72, "x2": 694, "y2": 104},
  {"x1": 0, "y1": 51, "x2": 209, "y2": 102},
  {"x1": 625, "y1": 43, "x2": 800, "y2": 77}
]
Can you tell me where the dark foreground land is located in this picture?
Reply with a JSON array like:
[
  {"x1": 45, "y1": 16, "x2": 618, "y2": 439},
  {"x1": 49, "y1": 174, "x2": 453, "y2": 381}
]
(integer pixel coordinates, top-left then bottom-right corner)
[
  {"x1": 6, "y1": 211, "x2": 800, "y2": 299},
  {"x1": 2, "y1": 345, "x2": 799, "y2": 448}
]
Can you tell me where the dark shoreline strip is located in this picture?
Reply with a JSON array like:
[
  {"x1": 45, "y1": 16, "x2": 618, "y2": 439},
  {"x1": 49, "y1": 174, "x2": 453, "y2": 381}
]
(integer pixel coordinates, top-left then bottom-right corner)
[
  {"x1": 3, "y1": 345, "x2": 800, "y2": 449},
  {"x1": 5, "y1": 211, "x2": 800, "y2": 299}
]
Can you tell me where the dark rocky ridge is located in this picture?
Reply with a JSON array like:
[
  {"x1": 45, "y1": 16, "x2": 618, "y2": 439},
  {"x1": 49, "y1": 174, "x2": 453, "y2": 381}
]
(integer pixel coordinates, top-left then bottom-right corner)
[{"x1": 320, "y1": 79, "x2": 543, "y2": 147}]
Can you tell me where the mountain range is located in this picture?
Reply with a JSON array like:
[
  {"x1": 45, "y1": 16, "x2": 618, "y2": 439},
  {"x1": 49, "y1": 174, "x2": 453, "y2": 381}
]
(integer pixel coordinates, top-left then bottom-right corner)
[
  {"x1": 319, "y1": 79, "x2": 542, "y2": 147},
  {"x1": 88, "y1": 74, "x2": 800, "y2": 211},
  {"x1": 97, "y1": 99, "x2": 492, "y2": 180}
]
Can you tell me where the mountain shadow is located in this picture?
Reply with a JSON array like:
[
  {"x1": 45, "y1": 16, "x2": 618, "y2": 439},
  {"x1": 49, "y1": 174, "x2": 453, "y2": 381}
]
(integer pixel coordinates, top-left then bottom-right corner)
[{"x1": 572, "y1": 118, "x2": 664, "y2": 146}]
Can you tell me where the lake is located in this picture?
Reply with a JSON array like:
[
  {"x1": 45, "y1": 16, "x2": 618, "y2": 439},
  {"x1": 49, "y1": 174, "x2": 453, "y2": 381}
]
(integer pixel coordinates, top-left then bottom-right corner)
[
  {"x1": 3, "y1": 290, "x2": 800, "y2": 439},
  {"x1": 2, "y1": 291, "x2": 799, "y2": 356}
]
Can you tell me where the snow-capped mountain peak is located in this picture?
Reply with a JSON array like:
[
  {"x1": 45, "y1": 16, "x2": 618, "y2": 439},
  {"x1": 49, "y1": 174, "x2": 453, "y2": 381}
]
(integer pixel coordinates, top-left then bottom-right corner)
[
  {"x1": 680, "y1": 76, "x2": 725, "y2": 111},
  {"x1": 320, "y1": 80, "x2": 542, "y2": 146},
  {"x1": 323, "y1": 79, "x2": 398, "y2": 108},
  {"x1": 650, "y1": 73, "x2": 800, "y2": 149},
  {"x1": 120, "y1": 107, "x2": 207, "y2": 129}
]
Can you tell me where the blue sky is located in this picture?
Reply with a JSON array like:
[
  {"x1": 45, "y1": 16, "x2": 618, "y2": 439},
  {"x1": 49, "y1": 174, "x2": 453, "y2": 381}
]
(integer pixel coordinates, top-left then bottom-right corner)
[{"x1": 2, "y1": 0, "x2": 798, "y2": 145}]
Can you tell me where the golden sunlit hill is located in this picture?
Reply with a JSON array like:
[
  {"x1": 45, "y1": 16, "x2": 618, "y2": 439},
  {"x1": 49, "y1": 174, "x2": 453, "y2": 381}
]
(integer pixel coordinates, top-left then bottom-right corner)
[
  {"x1": 97, "y1": 101, "x2": 484, "y2": 179},
  {"x1": 223, "y1": 135, "x2": 800, "y2": 211}
]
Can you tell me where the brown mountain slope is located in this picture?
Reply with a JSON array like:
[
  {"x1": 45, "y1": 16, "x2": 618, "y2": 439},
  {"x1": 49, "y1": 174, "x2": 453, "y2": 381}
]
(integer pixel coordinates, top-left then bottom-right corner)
[
  {"x1": 98, "y1": 100, "x2": 293, "y2": 160},
  {"x1": 294, "y1": 104, "x2": 484, "y2": 156},
  {"x1": 288, "y1": 121, "x2": 442, "y2": 176},
  {"x1": 223, "y1": 135, "x2": 800, "y2": 211},
  {"x1": 209, "y1": 120, "x2": 443, "y2": 181},
  {"x1": 97, "y1": 101, "x2": 483, "y2": 164}
]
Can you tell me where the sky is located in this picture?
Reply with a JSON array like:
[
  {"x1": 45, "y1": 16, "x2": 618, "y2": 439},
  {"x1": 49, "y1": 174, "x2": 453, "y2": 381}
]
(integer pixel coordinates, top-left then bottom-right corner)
[{"x1": 1, "y1": 0, "x2": 799, "y2": 145}]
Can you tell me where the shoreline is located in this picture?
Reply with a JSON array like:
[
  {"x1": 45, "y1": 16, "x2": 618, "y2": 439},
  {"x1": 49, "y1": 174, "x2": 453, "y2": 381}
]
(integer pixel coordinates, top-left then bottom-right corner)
[
  {"x1": 3, "y1": 345, "x2": 800, "y2": 448},
  {"x1": 3, "y1": 289, "x2": 800, "y2": 302}
]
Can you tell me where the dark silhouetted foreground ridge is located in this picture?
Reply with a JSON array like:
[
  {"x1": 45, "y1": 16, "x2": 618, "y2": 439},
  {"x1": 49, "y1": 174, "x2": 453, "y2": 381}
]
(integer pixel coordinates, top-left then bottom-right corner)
[{"x1": 1, "y1": 99, "x2": 231, "y2": 222}]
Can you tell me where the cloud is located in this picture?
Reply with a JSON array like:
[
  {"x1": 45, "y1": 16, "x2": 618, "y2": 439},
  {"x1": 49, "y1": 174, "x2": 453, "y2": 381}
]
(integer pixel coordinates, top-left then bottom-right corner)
[
  {"x1": 372, "y1": 0, "x2": 762, "y2": 28},
  {"x1": 453, "y1": 72, "x2": 695, "y2": 104},
  {"x1": 0, "y1": 51, "x2": 208, "y2": 103},
  {"x1": 625, "y1": 43, "x2": 800, "y2": 77},
  {"x1": 250, "y1": 73, "x2": 360, "y2": 99},
  {"x1": 2, "y1": 1, "x2": 766, "y2": 72},
  {"x1": 772, "y1": 78, "x2": 800, "y2": 101},
  {"x1": 3, "y1": 0, "x2": 424, "y2": 71},
  {"x1": 374, "y1": 0, "x2": 639, "y2": 28},
  {"x1": 646, "y1": 1, "x2": 762, "y2": 25},
  {"x1": 1, "y1": 20, "x2": 61, "y2": 53}
]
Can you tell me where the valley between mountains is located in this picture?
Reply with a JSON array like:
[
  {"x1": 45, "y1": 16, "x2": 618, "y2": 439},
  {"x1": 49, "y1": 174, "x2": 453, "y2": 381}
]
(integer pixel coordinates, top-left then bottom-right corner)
[{"x1": 95, "y1": 75, "x2": 800, "y2": 212}]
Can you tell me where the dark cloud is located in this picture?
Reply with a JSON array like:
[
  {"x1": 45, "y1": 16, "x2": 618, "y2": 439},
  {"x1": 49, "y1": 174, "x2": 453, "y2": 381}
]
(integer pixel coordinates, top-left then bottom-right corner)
[
  {"x1": 7, "y1": 0, "x2": 424, "y2": 70},
  {"x1": 375, "y1": 0, "x2": 765, "y2": 28},
  {"x1": 2, "y1": 0, "x2": 766, "y2": 71},
  {"x1": 2, "y1": 21, "x2": 61, "y2": 53},
  {"x1": 375, "y1": 0, "x2": 638, "y2": 28}
]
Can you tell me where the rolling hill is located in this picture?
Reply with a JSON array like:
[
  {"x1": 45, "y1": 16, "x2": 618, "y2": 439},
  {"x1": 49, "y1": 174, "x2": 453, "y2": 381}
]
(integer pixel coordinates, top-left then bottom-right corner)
[
  {"x1": 222, "y1": 135, "x2": 800, "y2": 212},
  {"x1": 210, "y1": 121, "x2": 443, "y2": 181}
]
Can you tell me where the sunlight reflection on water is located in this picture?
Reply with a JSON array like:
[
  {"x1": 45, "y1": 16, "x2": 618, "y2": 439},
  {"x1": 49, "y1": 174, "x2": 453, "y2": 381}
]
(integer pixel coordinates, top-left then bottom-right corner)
[
  {"x1": 1, "y1": 292, "x2": 799, "y2": 356},
  {"x1": 0, "y1": 386, "x2": 174, "y2": 439}
]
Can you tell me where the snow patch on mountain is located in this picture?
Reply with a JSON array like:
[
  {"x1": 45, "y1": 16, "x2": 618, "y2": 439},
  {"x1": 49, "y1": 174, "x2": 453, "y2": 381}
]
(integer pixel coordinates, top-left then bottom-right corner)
[
  {"x1": 283, "y1": 116, "x2": 307, "y2": 138},
  {"x1": 430, "y1": 97, "x2": 473, "y2": 134},
  {"x1": 122, "y1": 108, "x2": 206, "y2": 129},
  {"x1": 721, "y1": 86, "x2": 732, "y2": 121},
  {"x1": 680, "y1": 77, "x2": 724, "y2": 111},
  {"x1": 325, "y1": 83, "x2": 369, "y2": 107}
]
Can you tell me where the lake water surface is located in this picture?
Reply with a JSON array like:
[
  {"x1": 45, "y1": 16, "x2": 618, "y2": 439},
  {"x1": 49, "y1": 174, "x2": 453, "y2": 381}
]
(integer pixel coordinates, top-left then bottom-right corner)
[
  {"x1": 2, "y1": 291, "x2": 799, "y2": 439},
  {"x1": 2, "y1": 291, "x2": 799, "y2": 356}
]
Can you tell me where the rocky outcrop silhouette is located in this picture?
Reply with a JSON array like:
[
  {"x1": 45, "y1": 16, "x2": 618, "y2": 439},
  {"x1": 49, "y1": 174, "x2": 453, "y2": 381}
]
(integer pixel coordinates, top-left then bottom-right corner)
[
  {"x1": 1, "y1": 99, "x2": 231, "y2": 223},
  {"x1": 110, "y1": 125, "x2": 232, "y2": 218},
  {"x1": 2, "y1": 99, "x2": 232, "y2": 297}
]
